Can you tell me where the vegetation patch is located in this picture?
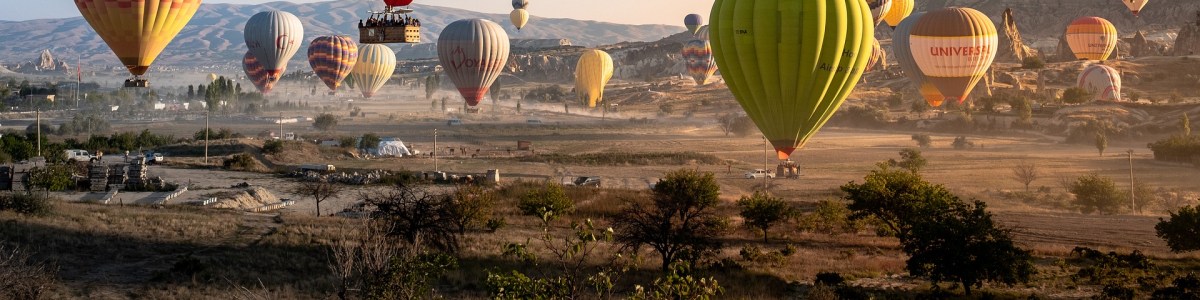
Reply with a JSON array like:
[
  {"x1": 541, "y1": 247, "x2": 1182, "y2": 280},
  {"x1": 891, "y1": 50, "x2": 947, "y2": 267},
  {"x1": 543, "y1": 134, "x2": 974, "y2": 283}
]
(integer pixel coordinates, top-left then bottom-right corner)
[{"x1": 519, "y1": 151, "x2": 722, "y2": 166}]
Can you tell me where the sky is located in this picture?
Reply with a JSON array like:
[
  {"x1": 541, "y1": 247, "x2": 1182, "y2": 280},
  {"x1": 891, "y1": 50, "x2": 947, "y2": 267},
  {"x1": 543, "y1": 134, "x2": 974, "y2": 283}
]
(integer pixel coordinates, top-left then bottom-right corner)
[{"x1": 1, "y1": 0, "x2": 714, "y2": 25}]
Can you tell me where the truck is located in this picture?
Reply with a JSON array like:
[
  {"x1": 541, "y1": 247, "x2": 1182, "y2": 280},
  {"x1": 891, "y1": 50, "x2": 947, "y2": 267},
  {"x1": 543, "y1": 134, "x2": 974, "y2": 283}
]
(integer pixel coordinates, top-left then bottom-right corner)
[
  {"x1": 64, "y1": 150, "x2": 96, "y2": 162},
  {"x1": 298, "y1": 164, "x2": 337, "y2": 174},
  {"x1": 744, "y1": 169, "x2": 775, "y2": 179}
]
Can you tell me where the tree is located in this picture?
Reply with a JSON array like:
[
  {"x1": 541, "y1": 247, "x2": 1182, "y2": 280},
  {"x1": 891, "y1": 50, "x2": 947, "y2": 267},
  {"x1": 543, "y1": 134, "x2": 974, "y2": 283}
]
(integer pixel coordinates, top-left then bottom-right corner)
[
  {"x1": 716, "y1": 113, "x2": 738, "y2": 137},
  {"x1": 517, "y1": 183, "x2": 573, "y2": 221},
  {"x1": 361, "y1": 184, "x2": 462, "y2": 253},
  {"x1": 887, "y1": 148, "x2": 928, "y2": 173},
  {"x1": 1070, "y1": 174, "x2": 1125, "y2": 214},
  {"x1": 359, "y1": 133, "x2": 381, "y2": 151},
  {"x1": 28, "y1": 165, "x2": 75, "y2": 191},
  {"x1": 490, "y1": 80, "x2": 503, "y2": 110},
  {"x1": 612, "y1": 169, "x2": 728, "y2": 271},
  {"x1": 902, "y1": 200, "x2": 1035, "y2": 295},
  {"x1": 1151, "y1": 273, "x2": 1200, "y2": 299},
  {"x1": 294, "y1": 178, "x2": 343, "y2": 217},
  {"x1": 1062, "y1": 87, "x2": 1093, "y2": 104},
  {"x1": 187, "y1": 85, "x2": 195, "y2": 99},
  {"x1": 314, "y1": 113, "x2": 339, "y2": 131},
  {"x1": 1013, "y1": 98, "x2": 1033, "y2": 129},
  {"x1": 736, "y1": 192, "x2": 795, "y2": 243},
  {"x1": 911, "y1": 98, "x2": 931, "y2": 114},
  {"x1": 1010, "y1": 162, "x2": 1040, "y2": 192},
  {"x1": 841, "y1": 164, "x2": 958, "y2": 237},
  {"x1": 448, "y1": 185, "x2": 496, "y2": 234},
  {"x1": 1155, "y1": 205, "x2": 1200, "y2": 252},
  {"x1": 911, "y1": 134, "x2": 932, "y2": 148},
  {"x1": 1095, "y1": 132, "x2": 1108, "y2": 157},
  {"x1": 425, "y1": 74, "x2": 440, "y2": 100},
  {"x1": 952, "y1": 136, "x2": 974, "y2": 150}
]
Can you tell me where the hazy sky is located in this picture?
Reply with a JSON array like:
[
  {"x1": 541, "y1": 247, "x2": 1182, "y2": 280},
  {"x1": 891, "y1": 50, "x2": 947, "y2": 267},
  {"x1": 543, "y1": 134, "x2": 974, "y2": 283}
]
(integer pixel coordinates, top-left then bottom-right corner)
[{"x1": 2, "y1": 0, "x2": 714, "y2": 25}]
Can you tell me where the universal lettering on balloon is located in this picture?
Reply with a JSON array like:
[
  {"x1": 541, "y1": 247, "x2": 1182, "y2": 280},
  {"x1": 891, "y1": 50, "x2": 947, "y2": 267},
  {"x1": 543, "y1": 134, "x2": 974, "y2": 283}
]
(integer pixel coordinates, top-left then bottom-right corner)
[{"x1": 928, "y1": 45, "x2": 990, "y2": 57}]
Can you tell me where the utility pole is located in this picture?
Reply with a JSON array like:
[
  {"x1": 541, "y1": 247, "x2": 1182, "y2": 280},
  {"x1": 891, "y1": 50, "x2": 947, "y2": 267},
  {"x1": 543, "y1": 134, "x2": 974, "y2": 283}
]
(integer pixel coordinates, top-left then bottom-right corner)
[
  {"x1": 279, "y1": 111, "x2": 284, "y2": 140},
  {"x1": 433, "y1": 128, "x2": 438, "y2": 172},
  {"x1": 1128, "y1": 149, "x2": 1136, "y2": 213},
  {"x1": 35, "y1": 108, "x2": 41, "y2": 157},
  {"x1": 204, "y1": 110, "x2": 210, "y2": 164},
  {"x1": 762, "y1": 135, "x2": 768, "y2": 189}
]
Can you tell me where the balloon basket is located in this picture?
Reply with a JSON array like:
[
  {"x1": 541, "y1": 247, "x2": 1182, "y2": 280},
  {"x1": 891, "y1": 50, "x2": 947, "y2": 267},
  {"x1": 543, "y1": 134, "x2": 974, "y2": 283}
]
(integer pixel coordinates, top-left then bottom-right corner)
[
  {"x1": 777, "y1": 160, "x2": 802, "y2": 179},
  {"x1": 359, "y1": 25, "x2": 420, "y2": 44},
  {"x1": 123, "y1": 79, "x2": 149, "y2": 88}
]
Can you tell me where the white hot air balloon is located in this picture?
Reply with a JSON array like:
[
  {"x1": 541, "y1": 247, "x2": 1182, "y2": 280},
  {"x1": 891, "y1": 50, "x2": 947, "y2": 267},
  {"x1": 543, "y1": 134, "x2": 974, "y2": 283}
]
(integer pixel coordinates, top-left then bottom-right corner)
[{"x1": 245, "y1": 10, "x2": 305, "y2": 81}]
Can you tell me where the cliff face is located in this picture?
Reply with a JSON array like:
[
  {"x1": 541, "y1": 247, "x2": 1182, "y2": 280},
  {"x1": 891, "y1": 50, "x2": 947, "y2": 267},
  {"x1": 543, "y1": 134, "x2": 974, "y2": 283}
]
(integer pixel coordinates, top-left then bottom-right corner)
[
  {"x1": 1173, "y1": 21, "x2": 1200, "y2": 56},
  {"x1": 995, "y1": 8, "x2": 1035, "y2": 63},
  {"x1": 917, "y1": 1, "x2": 1200, "y2": 39},
  {"x1": 1126, "y1": 31, "x2": 1169, "y2": 57}
]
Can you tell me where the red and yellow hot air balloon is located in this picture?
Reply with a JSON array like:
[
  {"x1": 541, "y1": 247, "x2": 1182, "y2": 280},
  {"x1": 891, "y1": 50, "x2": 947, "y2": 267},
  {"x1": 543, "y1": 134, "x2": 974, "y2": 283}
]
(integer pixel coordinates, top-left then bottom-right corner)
[
  {"x1": 244, "y1": 51, "x2": 282, "y2": 94},
  {"x1": 384, "y1": 0, "x2": 413, "y2": 7},
  {"x1": 1078, "y1": 64, "x2": 1122, "y2": 101},
  {"x1": 909, "y1": 7, "x2": 998, "y2": 105},
  {"x1": 867, "y1": 0, "x2": 893, "y2": 26},
  {"x1": 1066, "y1": 16, "x2": 1118, "y2": 61},
  {"x1": 711, "y1": 0, "x2": 874, "y2": 160},
  {"x1": 893, "y1": 12, "x2": 946, "y2": 107},
  {"x1": 682, "y1": 40, "x2": 717, "y2": 86},
  {"x1": 308, "y1": 36, "x2": 359, "y2": 93},
  {"x1": 1121, "y1": 0, "x2": 1149, "y2": 17},
  {"x1": 866, "y1": 39, "x2": 886, "y2": 72},
  {"x1": 882, "y1": 0, "x2": 913, "y2": 29},
  {"x1": 75, "y1": 0, "x2": 203, "y2": 87},
  {"x1": 437, "y1": 19, "x2": 510, "y2": 106}
]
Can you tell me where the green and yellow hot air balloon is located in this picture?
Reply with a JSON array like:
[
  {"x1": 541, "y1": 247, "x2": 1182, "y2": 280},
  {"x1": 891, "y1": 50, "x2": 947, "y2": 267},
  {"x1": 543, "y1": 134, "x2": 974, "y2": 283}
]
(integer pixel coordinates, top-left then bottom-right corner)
[{"x1": 711, "y1": 0, "x2": 873, "y2": 160}]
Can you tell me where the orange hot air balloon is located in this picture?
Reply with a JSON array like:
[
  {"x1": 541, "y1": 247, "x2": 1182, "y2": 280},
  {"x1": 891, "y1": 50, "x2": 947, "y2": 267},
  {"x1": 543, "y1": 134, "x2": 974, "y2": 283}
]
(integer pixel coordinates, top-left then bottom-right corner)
[
  {"x1": 1066, "y1": 16, "x2": 1118, "y2": 61},
  {"x1": 908, "y1": 7, "x2": 998, "y2": 105},
  {"x1": 75, "y1": 0, "x2": 202, "y2": 87}
]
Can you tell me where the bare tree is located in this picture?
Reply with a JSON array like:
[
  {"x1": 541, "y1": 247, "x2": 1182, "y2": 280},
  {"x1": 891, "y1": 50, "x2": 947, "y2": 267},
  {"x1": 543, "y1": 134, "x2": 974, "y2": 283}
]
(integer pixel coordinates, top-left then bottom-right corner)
[
  {"x1": 0, "y1": 246, "x2": 56, "y2": 299},
  {"x1": 295, "y1": 178, "x2": 343, "y2": 217},
  {"x1": 717, "y1": 113, "x2": 736, "y2": 136},
  {"x1": 1011, "y1": 162, "x2": 1040, "y2": 192},
  {"x1": 330, "y1": 220, "x2": 399, "y2": 300}
]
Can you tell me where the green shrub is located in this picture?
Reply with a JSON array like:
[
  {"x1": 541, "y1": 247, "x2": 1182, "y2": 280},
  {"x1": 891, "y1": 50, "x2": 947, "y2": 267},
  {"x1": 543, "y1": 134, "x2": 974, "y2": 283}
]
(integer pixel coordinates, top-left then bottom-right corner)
[
  {"x1": 1021, "y1": 56, "x2": 1045, "y2": 69},
  {"x1": 517, "y1": 183, "x2": 573, "y2": 220},
  {"x1": 0, "y1": 192, "x2": 55, "y2": 216},
  {"x1": 736, "y1": 192, "x2": 796, "y2": 242},
  {"x1": 1156, "y1": 205, "x2": 1200, "y2": 252},
  {"x1": 262, "y1": 140, "x2": 285, "y2": 155},
  {"x1": 223, "y1": 154, "x2": 259, "y2": 171},
  {"x1": 28, "y1": 165, "x2": 75, "y2": 192}
]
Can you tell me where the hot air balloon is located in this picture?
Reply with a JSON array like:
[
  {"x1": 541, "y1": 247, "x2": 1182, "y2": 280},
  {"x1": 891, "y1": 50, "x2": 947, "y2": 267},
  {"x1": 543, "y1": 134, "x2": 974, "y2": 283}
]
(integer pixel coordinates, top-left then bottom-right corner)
[
  {"x1": 244, "y1": 52, "x2": 282, "y2": 94},
  {"x1": 695, "y1": 25, "x2": 710, "y2": 41},
  {"x1": 511, "y1": 9, "x2": 529, "y2": 30},
  {"x1": 683, "y1": 40, "x2": 718, "y2": 86},
  {"x1": 75, "y1": 0, "x2": 202, "y2": 88},
  {"x1": 1121, "y1": 0, "x2": 1148, "y2": 17},
  {"x1": 684, "y1": 14, "x2": 704, "y2": 36},
  {"x1": 308, "y1": 36, "x2": 359, "y2": 93},
  {"x1": 866, "y1": 39, "x2": 887, "y2": 72},
  {"x1": 867, "y1": 0, "x2": 893, "y2": 26},
  {"x1": 893, "y1": 12, "x2": 947, "y2": 107},
  {"x1": 512, "y1": 0, "x2": 529, "y2": 9},
  {"x1": 711, "y1": 0, "x2": 874, "y2": 160},
  {"x1": 1078, "y1": 64, "x2": 1122, "y2": 101},
  {"x1": 882, "y1": 0, "x2": 913, "y2": 29},
  {"x1": 351, "y1": 44, "x2": 397, "y2": 98},
  {"x1": 575, "y1": 49, "x2": 614, "y2": 108},
  {"x1": 245, "y1": 11, "x2": 305, "y2": 82},
  {"x1": 909, "y1": 7, "x2": 998, "y2": 105},
  {"x1": 437, "y1": 19, "x2": 510, "y2": 107},
  {"x1": 1066, "y1": 16, "x2": 1118, "y2": 61},
  {"x1": 384, "y1": 0, "x2": 413, "y2": 7},
  {"x1": 208, "y1": 73, "x2": 219, "y2": 83}
]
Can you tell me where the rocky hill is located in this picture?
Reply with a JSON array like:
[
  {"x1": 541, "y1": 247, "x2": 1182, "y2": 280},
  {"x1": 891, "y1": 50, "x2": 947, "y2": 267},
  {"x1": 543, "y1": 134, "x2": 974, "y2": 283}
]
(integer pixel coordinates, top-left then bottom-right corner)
[
  {"x1": 0, "y1": 0, "x2": 681, "y2": 72},
  {"x1": 916, "y1": 0, "x2": 1200, "y2": 39}
]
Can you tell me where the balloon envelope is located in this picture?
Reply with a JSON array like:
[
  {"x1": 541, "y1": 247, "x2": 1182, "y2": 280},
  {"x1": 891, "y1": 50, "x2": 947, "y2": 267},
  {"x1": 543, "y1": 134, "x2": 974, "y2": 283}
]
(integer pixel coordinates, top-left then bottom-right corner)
[
  {"x1": 308, "y1": 36, "x2": 359, "y2": 92},
  {"x1": 882, "y1": 0, "x2": 913, "y2": 29},
  {"x1": 1121, "y1": 0, "x2": 1148, "y2": 16},
  {"x1": 711, "y1": 0, "x2": 873, "y2": 159},
  {"x1": 74, "y1": 0, "x2": 202, "y2": 76},
  {"x1": 867, "y1": 0, "x2": 893, "y2": 26},
  {"x1": 695, "y1": 25, "x2": 710, "y2": 41},
  {"x1": 245, "y1": 10, "x2": 305, "y2": 81},
  {"x1": 384, "y1": 0, "x2": 414, "y2": 7},
  {"x1": 683, "y1": 40, "x2": 717, "y2": 86},
  {"x1": 512, "y1": 0, "x2": 529, "y2": 9},
  {"x1": 575, "y1": 49, "x2": 614, "y2": 108},
  {"x1": 866, "y1": 39, "x2": 886, "y2": 72},
  {"x1": 909, "y1": 7, "x2": 998, "y2": 104},
  {"x1": 893, "y1": 12, "x2": 946, "y2": 107},
  {"x1": 511, "y1": 9, "x2": 529, "y2": 30},
  {"x1": 1066, "y1": 16, "x2": 1118, "y2": 61},
  {"x1": 351, "y1": 44, "x2": 397, "y2": 98},
  {"x1": 684, "y1": 14, "x2": 704, "y2": 35},
  {"x1": 208, "y1": 73, "x2": 219, "y2": 82},
  {"x1": 437, "y1": 19, "x2": 511, "y2": 106},
  {"x1": 1078, "y1": 64, "x2": 1122, "y2": 101},
  {"x1": 244, "y1": 52, "x2": 281, "y2": 94}
]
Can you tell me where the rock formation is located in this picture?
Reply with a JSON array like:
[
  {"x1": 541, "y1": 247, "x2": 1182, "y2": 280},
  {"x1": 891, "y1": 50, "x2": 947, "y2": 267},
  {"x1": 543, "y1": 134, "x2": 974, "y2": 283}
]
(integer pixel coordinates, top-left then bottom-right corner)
[
  {"x1": 995, "y1": 8, "x2": 1035, "y2": 63},
  {"x1": 10, "y1": 49, "x2": 71, "y2": 74},
  {"x1": 1125, "y1": 31, "x2": 1168, "y2": 57},
  {"x1": 1052, "y1": 36, "x2": 1077, "y2": 62},
  {"x1": 1172, "y1": 11, "x2": 1200, "y2": 56}
]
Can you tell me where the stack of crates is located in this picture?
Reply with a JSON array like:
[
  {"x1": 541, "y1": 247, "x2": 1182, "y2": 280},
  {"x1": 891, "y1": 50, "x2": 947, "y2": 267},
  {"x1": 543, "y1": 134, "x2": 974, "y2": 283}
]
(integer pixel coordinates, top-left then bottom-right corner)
[{"x1": 89, "y1": 163, "x2": 109, "y2": 192}]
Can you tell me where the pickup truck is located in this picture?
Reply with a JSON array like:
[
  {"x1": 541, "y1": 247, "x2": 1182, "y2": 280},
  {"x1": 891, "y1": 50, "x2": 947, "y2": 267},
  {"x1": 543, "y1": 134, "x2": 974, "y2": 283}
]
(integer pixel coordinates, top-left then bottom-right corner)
[
  {"x1": 744, "y1": 169, "x2": 775, "y2": 179},
  {"x1": 64, "y1": 150, "x2": 96, "y2": 162},
  {"x1": 299, "y1": 164, "x2": 337, "y2": 174}
]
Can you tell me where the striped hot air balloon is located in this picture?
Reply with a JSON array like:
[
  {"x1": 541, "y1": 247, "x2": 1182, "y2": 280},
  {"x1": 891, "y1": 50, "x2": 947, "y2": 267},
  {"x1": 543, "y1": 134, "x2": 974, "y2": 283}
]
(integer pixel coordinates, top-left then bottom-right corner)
[
  {"x1": 711, "y1": 0, "x2": 874, "y2": 160},
  {"x1": 437, "y1": 19, "x2": 510, "y2": 107},
  {"x1": 882, "y1": 0, "x2": 913, "y2": 29},
  {"x1": 695, "y1": 25, "x2": 710, "y2": 41},
  {"x1": 1121, "y1": 0, "x2": 1149, "y2": 17},
  {"x1": 575, "y1": 49, "x2": 614, "y2": 108},
  {"x1": 351, "y1": 44, "x2": 397, "y2": 98},
  {"x1": 683, "y1": 40, "x2": 717, "y2": 86},
  {"x1": 1078, "y1": 64, "x2": 1122, "y2": 101},
  {"x1": 245, "y1": 11, "x2": 305, "y2": 82},
  {"x1": 1066, "y1": 16, "x2": 1118, "y2": 61},
  {"x1": 866, "y1": 39, "x2": 887, "y2": 72},
  {"x1": 74, "y1": 0, "x2": 202, "y2": 80},
  {"x1": 867, "y1": 0, "x2": 893, "y2": 26},
  {"x1": 909, "y1": 7, "x2": 998, "y2": 105},
  {"x1": 511, "y1": 9, "x2": 529, "y2": 30},
  {"x1": 244, "y1": 51, "x2": 282, "y2": 94},
  {"x1": 893, "y1": 12, "x2": 946, "y2": 107},
  {"x1": 308, "y1": 36, "x2": 359, "y2": 92}
]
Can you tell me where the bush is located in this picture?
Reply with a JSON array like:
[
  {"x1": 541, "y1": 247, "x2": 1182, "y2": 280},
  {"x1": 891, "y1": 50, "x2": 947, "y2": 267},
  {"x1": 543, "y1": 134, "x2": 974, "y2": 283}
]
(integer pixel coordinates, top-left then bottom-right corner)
[
  {"x1": 737, "y1": 192, "x2": 796, "y2": 242},
  {"x1": 1148, "y1": 135, "x2": 1200, "y2": 164},
  {"x1": 28, "y1": 164, "x2": 75, "y2": 191},
  {"x1": 1070, "y1": 174, "x2": 1125, "y2": 214},
  {"x1": 1151, "y1": 273, "x2": 1200, "y2": 299},
  {"x1": 448, "y1": 185, "x2": 496, "y2": 234},
  {"x1": 223, "y1": 154, "x2": 259, "y2": 171},
  {"x1": 314, "y1": 113, "x2": 339, "y2": 131},
  {"x1": 1155, "y1": 205, "x2": 1200, "y2": 252},
  {"x1": 887, "y1": 148, "x2": 928, "y2": 173},
  {"x1": 1021, "y1": 56, "x2": 1045, "y2": 69},
  {"x1": 517, "y1": 183, "x2": 573, "y2": 220},
  {"x1": 0, "y1": 192, "x2": 55, "y2": 216},
  {"x1": 262, "y1": 140, "x2": 285, "y2": 155},
  {"x1": 797, "y1": 200, "x2": 863, "y2": 235},
  {"x1": 365, "y1": 252, "x2": 457, "y2": 300},
  {"x1": 613, "y1": 169, "x2": 727, "y2": 271},
  {"x1": 1061, "y1": 87, "x2": 1094, "y2": 104},
  {"x1": 361, "y1": 184, "x2": 462, "y2": 253},
  {"x1": 629, "y1": 263, "x2": 723, "y2": 300},
  {"x1": 952, "y1": 136, "x2": 974, "y2": 150},
  {"x1": 911, "y1": 134, "x2": 932, "y2": 148},
  {"x1": 0, "y1": 246, "x2": 56, "y2": 299}
]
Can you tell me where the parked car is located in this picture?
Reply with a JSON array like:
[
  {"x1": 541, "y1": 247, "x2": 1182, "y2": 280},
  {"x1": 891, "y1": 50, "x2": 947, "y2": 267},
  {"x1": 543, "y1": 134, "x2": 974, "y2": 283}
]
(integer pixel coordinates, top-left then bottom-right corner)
[
  {"x1": 564, "y1": 176, "x2": 602, "y2": 188},
  {"x1": 64, "y1": 149, "x2": 96, "y2": 162},
  {"x1": 447, "y1": 118, "x2": 462, "y2": 126},
  {"x1": 744, "y1": 169, "x2": 775, "y2": 179},
  {"x1": 526, "y1": 119, "x2": 543, "y2": 125},
  {"x1": 142, "y1": 152, "x2": 164, "y2": 164}
]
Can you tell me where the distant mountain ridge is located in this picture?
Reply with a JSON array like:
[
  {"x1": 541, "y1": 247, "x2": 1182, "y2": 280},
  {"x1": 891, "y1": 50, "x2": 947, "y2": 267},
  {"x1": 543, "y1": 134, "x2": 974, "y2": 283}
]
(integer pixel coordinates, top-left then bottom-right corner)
[{"x1": 0, "y1": 0, "x2": 682, "y2": 72}]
